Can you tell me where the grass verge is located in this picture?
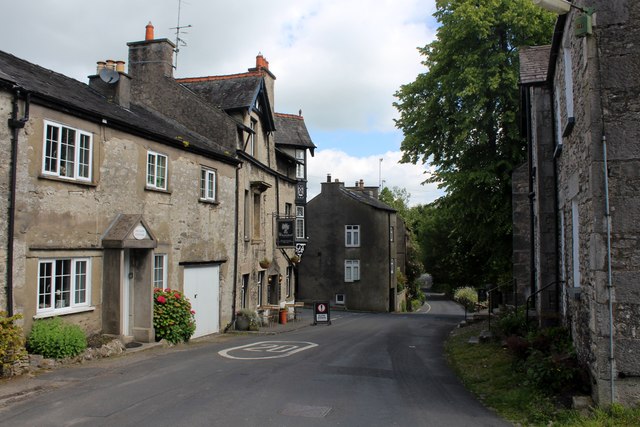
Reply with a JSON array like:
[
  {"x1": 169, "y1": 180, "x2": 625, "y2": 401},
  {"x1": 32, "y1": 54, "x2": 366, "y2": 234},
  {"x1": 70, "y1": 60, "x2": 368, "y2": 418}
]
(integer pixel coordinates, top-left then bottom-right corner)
[{"x1": 445, "y1": 320, "x2": 640, "y2": 426}]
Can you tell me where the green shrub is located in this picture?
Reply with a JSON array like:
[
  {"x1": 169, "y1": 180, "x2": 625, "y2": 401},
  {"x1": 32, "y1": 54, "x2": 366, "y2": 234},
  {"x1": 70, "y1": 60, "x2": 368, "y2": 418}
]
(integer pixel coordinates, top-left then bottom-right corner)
[
  {"x1": 153, "y1": 287, "x2": 196, "y2": 344},
  {"x1": 0, "y1": 312, "x2": 27, "y2": 374},
  {"x1": 453, "y1": 286, "x2": 478, "y2": 311},
  {"x1": 494, "y1": 306, "x2": 530, "y2": 338},
  {"x1": 27, "y1": 317, "x2": 87, "y2": 359}
]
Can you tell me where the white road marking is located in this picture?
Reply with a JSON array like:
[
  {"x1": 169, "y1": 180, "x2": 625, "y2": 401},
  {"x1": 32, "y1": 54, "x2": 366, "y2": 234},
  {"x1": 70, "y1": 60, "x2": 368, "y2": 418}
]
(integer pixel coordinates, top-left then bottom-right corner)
[{"x1": 218, "y1": 341, "x2": 318, "y2": 360}]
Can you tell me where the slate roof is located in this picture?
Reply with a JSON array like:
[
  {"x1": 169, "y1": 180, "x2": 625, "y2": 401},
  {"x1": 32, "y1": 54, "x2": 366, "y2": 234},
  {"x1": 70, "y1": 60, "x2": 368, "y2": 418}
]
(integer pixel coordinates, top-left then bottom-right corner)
[
  {"x1": 274, "y1": 113, "x2": 316, "y2": 153},
  {"x1": 180, "y1": 73, "x2": 263, "y2": 111},
  {"x1": 519, "y1": 45, "x2": 551, "y2": 85},
  {"x1": 339, "y1": 187, "x2": 396, "y2": 212},
  {"x1": 0, "y1": 50, "x2": 238, "y2": 164}
]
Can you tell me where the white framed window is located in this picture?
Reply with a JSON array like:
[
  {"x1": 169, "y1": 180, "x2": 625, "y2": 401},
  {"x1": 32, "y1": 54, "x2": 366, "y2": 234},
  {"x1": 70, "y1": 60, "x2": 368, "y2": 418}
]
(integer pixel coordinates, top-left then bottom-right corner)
[
  {"x1": 42, "y1": 121, "x2": 92, "y2": 182},
  {"x1": 147, "y1": 150, "x2": 168, "y2": 190},
  {"x1": 200, "y1": 167, "x2": 217, "y2": 202},
  {"x1": 257, "y1": 271, "x2": 264, "y2": 307},
  {"x1": 345, "y1": 225, "x2": 360, "y2": 247},
  {"x1": 335, "y1": 294, "x2": 345, "y2": 305},
  {"x1": 248, "y1": 119, "x2": 256, "y2": 156},
  {"x1": 295, "y1": 149, "x2": 305, "y2": 179},
  {"x1": 296, "y1": 206, "x2": 305, "y2": 239},
  {"x1": 286, "y1": 266, "x2": 293, "y2": 297},
  {"x1": 571, "y1": 200, "x2": 581, "y2": 288},
  {"x1": 153, "y1": 254, "x2": 167, "y2": 289},
  {"x1": 241, "y1": 274, "x2": 249, "y2": 309},
  {"x1": 37, "y1": 258, "x2": 91, "y2": 314},
  {"x1": 344, "y1": 260, "x2": 360, "y2": 282}
]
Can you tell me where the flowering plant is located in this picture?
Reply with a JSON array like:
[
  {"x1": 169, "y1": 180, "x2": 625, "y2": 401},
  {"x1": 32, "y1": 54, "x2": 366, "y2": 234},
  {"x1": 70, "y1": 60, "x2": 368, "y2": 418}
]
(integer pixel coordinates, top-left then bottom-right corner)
[{"x1": 153, "y1": 288, "x2": 196, "y2": 344}]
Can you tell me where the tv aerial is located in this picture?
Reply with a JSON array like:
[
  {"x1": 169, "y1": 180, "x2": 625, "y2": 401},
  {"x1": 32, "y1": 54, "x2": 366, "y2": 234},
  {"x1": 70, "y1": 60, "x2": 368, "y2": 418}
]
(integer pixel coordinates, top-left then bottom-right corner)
[{"x1": 171, "y1": 0, "x2": 192, "y2": 70}]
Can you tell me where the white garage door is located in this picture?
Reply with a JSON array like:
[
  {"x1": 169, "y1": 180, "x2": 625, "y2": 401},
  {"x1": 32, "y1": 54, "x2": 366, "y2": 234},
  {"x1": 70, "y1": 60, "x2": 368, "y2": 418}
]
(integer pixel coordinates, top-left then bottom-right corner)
[{"x1": 184, "y1": 265, "x2": 220, "y2": 338}]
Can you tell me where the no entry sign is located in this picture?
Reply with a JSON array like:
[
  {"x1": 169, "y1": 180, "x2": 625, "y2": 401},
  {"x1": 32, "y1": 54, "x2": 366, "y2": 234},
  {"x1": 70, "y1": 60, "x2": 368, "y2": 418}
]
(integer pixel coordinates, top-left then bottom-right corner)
[{"x1": 313, "y1": 301, "x2": 331, "y2": 325}]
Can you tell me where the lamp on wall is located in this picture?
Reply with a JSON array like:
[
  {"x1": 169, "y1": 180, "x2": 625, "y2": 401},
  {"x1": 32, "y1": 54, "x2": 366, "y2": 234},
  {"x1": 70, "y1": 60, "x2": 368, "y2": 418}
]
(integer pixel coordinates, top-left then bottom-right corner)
[{"x1": 532, "y1": 0, "x2": 595, "y2": 36}]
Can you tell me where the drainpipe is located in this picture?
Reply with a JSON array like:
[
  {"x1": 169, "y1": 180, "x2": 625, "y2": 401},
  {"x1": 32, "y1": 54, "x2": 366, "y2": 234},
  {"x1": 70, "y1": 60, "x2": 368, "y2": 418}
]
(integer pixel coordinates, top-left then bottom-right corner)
[
  {"x1": 230, "y1": 161, "x2": 242, "y2": 328},
  {"x1": 7, "y1": 88, "x2": 30, "y2": 317},
  {"x1": 602, "y1": 134, "x2": 614, "y2": 404},
  {"x1": 525, "y1": 86, "x2": 536, "y2": 305},
  {"x1": 592, "y1": 29, "x2": 615, "y2": 405}
]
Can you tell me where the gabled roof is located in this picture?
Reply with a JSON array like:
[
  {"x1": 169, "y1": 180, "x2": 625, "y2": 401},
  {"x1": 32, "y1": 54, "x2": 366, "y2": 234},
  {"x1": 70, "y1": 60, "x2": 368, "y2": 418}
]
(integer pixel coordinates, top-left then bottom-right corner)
[
  {"x1": 179, "y1": 73, "x2": 275, "y2": 132},
  {"x1": 339, "y1": 187, "x2": 396, "y2": 212},
  {"x1": 274, "y1": 113, "x2": 316, "y2": 155},
  {"x1": 0, "y1": 50, "x2": 239, "y2": 164},
  {"x1": 519, "y1": 45, "x2": 551, "y2": 85}
]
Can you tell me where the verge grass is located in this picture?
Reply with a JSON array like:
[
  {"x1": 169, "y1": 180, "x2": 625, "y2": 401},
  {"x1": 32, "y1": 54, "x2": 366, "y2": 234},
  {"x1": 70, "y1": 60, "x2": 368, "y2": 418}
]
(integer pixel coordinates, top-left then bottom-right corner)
[{"x1": 445, "y1": 320, "x2": 640, "y2": 426}]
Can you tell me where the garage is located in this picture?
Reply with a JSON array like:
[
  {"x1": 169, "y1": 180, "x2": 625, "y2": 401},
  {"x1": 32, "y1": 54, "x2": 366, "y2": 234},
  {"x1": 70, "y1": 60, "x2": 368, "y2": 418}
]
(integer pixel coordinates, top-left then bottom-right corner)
[{"x1": 183, "y1": 264, "x2": 220, "y2": 338}]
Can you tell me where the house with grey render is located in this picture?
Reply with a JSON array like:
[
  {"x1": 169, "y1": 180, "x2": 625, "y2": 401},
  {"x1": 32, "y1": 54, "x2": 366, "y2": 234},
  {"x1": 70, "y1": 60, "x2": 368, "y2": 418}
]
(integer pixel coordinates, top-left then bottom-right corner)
[
  {"x1": 0, "y1": 23, "x2": 315, "y2": 341},
  {"x1": 515, "y1": 0, "x2": 640, "y2": 405},
  {"x1": 299, "y1": 177, "x2": 405, "y2": 312}
]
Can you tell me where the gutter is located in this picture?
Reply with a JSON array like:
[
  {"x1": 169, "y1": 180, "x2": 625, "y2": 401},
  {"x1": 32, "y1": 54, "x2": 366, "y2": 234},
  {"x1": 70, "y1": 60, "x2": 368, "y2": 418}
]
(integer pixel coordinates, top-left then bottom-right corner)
[{"x1": 6, "y1": 88, "x2": 30, "y2": 316}]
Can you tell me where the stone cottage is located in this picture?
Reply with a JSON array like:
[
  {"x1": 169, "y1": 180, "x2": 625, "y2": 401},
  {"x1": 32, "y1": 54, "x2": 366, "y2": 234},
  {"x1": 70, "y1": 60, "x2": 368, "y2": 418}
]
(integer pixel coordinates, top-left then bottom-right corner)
[
  {"x1": 1, "y1": 23, "x2": 315, "y2": 341},
  {"x1": 515, "y1": 0, "x2": 640, "y2": 405},
  {"x1": 299, "y1": 176, "x2": 405, "y2": 312}
]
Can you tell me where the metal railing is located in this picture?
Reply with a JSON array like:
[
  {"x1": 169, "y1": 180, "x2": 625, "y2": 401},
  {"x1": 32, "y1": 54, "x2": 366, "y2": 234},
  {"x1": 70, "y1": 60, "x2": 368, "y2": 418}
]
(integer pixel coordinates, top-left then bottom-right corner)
[{"x1": 525, "y1": 280, "x2": 564, "y2": 327}]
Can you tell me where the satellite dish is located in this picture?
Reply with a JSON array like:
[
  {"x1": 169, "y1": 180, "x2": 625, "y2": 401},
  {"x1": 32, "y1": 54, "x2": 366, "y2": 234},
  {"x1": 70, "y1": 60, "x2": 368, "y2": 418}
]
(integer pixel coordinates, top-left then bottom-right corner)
[{"x1": 99, "y1": 68, "x2": 120, "y2": 84}]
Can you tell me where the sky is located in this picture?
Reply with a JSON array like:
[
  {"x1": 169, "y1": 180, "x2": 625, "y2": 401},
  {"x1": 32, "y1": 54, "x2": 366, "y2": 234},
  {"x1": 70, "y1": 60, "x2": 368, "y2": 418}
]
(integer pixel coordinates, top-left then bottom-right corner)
[{"x1": 0, "y1": 0, "x2": 443, "y2": 206}]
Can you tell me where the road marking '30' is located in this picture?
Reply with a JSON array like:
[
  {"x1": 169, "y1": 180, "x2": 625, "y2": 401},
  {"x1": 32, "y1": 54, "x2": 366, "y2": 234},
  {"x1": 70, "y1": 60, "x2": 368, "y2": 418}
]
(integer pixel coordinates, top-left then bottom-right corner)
[{"x1": 218, "y1": 341, "x2": 318, "y2": 360}]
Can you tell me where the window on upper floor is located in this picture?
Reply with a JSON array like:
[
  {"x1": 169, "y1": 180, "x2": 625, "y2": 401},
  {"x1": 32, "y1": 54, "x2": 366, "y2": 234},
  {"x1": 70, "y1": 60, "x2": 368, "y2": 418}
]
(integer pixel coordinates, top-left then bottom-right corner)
[
  {"x1": 43, "y1": 121, "x2": 93, "y2": 182},
  {"x1": 296, "y1": 206, "x2": 305, "y2": 239},
  {"x1": 345, "y1": 225, "x2": 360, "y2": 247},
  {"x1": 295, "y1": 149, "x2": 305, "y2": 179},
  {"x1": 147, "y1": 150, "x2": 168, "y2": 190},
  {"x1": 200, "y1": 167, "x2": 217, "y2": 202},
  {"x1": 37, "y1": 258, "x2": 91, "y2": 314},
  {"x1": 248, "y1": 119, "x2": 257, "y2": 157},
  {"x1": 253, "y1": 192, "x2": 262, "y2": 239},
  {"x1": 345, "y1": 259, "x2": 360, "y2": 282},
  {"x1": 285, "y1": 203, "x2": 293, "y2": 217}
]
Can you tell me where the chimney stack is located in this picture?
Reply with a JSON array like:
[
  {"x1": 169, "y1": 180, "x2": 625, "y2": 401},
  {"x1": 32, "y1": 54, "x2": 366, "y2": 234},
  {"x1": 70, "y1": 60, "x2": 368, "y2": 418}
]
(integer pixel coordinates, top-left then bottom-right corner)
[
  {"x1": 256, "y1": 53, "x2": 269, "y2": 70},
  {"x1": 327, "y1": 174, "x2": 332, "y2": 183},
  {"x1": 89, "y1": 58, "x2": 131, "y2": 108},
  {"x1": 145, "y1": 22, "x2": 154, "y2": 40}
]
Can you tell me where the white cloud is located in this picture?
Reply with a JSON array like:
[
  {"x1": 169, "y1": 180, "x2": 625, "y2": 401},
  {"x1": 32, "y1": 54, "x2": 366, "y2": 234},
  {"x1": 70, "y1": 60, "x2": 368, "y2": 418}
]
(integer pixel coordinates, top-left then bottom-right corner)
[{"x1": 308, "y1": 149, "x2": 443, "y2": 206}]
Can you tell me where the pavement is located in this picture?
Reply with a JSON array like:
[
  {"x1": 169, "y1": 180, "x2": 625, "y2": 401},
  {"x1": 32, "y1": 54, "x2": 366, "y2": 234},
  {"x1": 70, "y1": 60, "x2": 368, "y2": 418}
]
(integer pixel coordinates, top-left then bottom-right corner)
[{"x1": 0, "y1": 309, "x2": 312, "y2": 409}]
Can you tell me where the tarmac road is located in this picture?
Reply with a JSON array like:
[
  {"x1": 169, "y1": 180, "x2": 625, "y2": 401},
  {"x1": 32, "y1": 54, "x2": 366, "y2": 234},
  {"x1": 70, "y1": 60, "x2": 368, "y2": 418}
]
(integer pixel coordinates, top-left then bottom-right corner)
[{"x1": 0, "y1": 297, "x2": 511, "y2": 427}]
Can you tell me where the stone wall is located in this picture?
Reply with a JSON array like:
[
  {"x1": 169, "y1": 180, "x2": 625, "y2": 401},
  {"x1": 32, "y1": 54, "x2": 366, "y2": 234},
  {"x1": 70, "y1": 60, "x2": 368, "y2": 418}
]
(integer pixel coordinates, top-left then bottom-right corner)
[{"x1": 553, "y1": 0, "x2": 640, "y2": 405}]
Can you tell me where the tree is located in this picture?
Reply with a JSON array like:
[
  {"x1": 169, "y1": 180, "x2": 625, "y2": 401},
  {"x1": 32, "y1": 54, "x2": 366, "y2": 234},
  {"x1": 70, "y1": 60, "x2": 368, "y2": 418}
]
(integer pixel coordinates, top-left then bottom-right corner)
[{"x1": 394, "y1": 0, "x2": 554, "y2": 286}]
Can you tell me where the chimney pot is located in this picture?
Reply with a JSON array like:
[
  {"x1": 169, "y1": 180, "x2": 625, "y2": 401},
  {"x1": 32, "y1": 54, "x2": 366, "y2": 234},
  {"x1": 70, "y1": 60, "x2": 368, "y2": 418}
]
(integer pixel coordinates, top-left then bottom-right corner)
[
  {"x1": 145, "y1": 21, "x2": 154, "y2": 40},
  {"x1": 327, "y1": 174, "x2": 331, "y2": 183},
  {"x1": 116, "y1": 60, "x2": 125, "y2": 73},
  {"x1": 96, "y1": 61, "x2": 106, "y2": 73},
  {"x1": 256, "y1": 54, "x2": 269, "y2": 70},
  {"x1": 106, "y1": 59, "x2": 115, "y2": 70},
  {"x1": 359, "y1": 179, "x2": 364, "y2": 188}
]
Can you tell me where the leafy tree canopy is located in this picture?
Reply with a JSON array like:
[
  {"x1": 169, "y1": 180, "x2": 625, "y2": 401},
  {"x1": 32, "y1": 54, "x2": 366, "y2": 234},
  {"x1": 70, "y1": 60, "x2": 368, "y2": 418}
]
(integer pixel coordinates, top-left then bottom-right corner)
[{"x1": 394, "y1": 0, "x2": 554, "y2": 286}]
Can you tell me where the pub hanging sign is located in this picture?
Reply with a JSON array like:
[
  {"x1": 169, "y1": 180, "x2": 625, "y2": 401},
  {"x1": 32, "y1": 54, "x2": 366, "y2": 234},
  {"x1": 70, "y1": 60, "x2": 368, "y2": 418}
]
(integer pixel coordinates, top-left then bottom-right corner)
[{"x1": 276, "y1": 218, "x2": 295, "y2": 247}]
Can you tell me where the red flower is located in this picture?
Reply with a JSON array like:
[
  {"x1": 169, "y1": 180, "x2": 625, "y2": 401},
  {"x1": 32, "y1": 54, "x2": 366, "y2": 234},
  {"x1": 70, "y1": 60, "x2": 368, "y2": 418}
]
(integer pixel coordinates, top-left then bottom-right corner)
[
  {"x1": 190, "y1": 310, "x2": 196, "y2": 315},
  {"x1": 174, "y1": 293, "x2": 181, "y2": 299},
  {"x1": 157, "y1": 295, "x2": 167, "y2": 304}
]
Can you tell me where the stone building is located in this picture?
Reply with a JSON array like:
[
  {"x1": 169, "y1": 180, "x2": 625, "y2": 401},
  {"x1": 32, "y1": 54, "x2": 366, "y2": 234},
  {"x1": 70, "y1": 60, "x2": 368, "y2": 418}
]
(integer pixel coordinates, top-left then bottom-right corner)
[
  {"x1": 516, "y1": 0, "x2": 640, "y2": 405},
  {"x1": 178, "y1": 55, "x2": 315, "y2": 319},
  {"x1": 299, "y1": 177, "x2": 404, "y2": 312},
  {"x1": 1, "y1": 23, "x2": 314, "y2": 340}
]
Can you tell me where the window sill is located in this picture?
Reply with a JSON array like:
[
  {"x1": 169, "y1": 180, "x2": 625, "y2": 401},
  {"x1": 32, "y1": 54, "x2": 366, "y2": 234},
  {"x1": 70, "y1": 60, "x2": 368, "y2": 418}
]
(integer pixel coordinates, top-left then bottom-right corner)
[
  {"x1": 38, "y1": 174, "x2": 96, "y2": 187},
  {"x1": 199, "y1": 198, "x2": 219, "y2": 206},
  {"x1": 144, "y1": 186, "x2": 171, "y2": 195},
  {"x1": 34, "y1": 306, "x2": 96, "y2": 319}
]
